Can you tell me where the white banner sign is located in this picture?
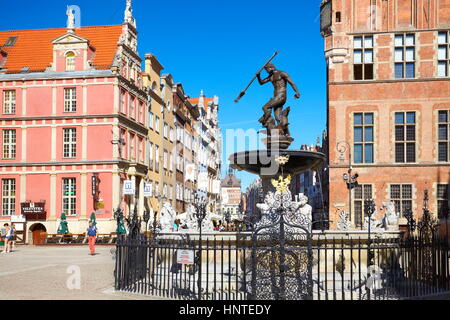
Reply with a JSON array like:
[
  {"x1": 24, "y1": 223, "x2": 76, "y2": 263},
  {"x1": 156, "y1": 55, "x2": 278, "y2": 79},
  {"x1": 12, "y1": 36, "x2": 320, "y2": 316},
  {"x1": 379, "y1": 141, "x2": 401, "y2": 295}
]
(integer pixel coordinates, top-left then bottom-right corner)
[
  {"x1": 185, "y1": 163, "x2": 196, "y2": 182},
  {"x1": 212, "y1": 180, "x2": 221, "y2": 195},
  {"x1": 198, "y1": 172, "x2": 208, "y2": 190},
  {"x1": 123, "y1": 180, "x2": 135, "y2": 195},
  {"x1": 143, "y1": 183, "x2": 152, "y2": 197}
]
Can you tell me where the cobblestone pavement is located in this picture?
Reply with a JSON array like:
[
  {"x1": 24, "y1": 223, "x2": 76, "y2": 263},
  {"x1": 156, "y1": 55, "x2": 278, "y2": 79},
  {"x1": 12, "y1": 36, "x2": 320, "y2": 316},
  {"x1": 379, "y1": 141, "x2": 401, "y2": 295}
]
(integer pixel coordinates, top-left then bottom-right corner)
[{"x1": 0, "y1": 245, "x2": 159, "y2": 300}]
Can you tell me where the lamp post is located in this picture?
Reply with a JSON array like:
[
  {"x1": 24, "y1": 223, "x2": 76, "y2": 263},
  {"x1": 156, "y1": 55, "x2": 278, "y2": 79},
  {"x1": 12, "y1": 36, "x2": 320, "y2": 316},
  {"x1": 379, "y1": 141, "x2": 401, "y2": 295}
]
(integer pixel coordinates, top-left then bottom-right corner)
[
  {"x1": 338, "y1": 142, "x2": 360, "y2": 229},
  {"x1": 193, "y1": 191, "x2": 207, "y2": 300},
  {"x1": 364, "y1": 198, "x2": 376, "y2": 300}
]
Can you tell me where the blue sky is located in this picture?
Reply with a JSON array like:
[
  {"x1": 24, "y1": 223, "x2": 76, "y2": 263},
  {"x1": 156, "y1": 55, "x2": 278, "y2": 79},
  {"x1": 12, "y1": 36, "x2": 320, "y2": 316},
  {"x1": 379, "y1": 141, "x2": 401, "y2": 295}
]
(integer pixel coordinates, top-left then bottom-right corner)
[{"x1": 0, "y1": 0, "x2": 326, "y2": 190}]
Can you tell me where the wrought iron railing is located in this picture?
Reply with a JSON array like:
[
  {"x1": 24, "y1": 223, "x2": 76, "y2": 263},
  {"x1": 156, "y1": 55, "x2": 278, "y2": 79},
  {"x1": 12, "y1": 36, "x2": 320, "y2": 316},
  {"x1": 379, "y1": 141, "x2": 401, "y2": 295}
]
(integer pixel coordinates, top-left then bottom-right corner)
[{"x1": 114, "y1": 232, "x2": 449, "y2": 300}]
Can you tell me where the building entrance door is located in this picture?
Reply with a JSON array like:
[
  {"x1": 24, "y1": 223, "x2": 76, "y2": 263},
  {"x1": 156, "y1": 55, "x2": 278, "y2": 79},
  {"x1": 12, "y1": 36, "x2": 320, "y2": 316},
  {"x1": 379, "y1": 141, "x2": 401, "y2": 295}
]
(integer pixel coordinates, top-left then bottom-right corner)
[{"x1": 29, "y1": 223, "x2": 47, "y2": 245}]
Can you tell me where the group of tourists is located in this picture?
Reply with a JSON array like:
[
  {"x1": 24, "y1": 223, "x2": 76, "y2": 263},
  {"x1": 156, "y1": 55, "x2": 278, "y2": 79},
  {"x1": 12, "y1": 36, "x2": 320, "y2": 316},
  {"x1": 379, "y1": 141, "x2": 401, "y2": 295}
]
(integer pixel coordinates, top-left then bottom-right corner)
[
  {"x1": 0, "y1": 221, "x2": 98, "y2": 255},
  {"x1": 1, "y1": 223, "x2": 16, "y2": 253}
]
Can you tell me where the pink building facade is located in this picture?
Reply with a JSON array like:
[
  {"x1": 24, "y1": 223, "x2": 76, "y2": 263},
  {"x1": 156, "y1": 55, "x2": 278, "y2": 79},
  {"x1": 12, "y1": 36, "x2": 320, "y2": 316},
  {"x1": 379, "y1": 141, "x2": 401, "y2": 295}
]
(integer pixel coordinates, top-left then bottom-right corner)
[{"x1": 0, "y1": 3, "x2": 148, "y2": 242}]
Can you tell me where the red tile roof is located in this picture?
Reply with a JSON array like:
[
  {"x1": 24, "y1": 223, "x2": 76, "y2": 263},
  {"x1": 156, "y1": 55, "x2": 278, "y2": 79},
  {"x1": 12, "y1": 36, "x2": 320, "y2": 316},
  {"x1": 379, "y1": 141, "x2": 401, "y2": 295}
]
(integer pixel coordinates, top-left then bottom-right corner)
[
  {"x1": 0, "y1": 25, "x2": 123, "y2": 73},
  {"x1": 189, "y1": 97, "x2": 215, "y2": 111}
]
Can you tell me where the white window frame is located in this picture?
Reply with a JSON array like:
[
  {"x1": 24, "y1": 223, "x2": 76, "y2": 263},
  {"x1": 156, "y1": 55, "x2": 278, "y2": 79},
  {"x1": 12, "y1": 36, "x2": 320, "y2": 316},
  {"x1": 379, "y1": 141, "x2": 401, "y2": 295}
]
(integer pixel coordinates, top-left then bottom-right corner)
[
  {"x1": 63, "y1": 128, "x2": 77, "y2": 158},
  {"x1": 66, "y1": 52, "x2": 76, "y2": 71},
  {"x1": 155, "y1": 116, "x2": 160, "y2": 133},
  {"x1": 149, "y1": 112, "x2": 154, "y2": 130},
  {"x1": 2, "y1": 129, "x2": 16, "y2": 159},
  {"x1": 3, "y1": 90, "x2": 16, "y2": 114},
  {"x1": 438, "y1": 31, "x2": 450, "y2": 77},
  {"x1": 2, "y1": 179, "x2": 15, "y2": 216},
  {"x1": 64, "y1": 88, "x2": 77, "y2": 112},
  {"x1": 62, "y1": 178, "x2": 77, "y2": 216}
]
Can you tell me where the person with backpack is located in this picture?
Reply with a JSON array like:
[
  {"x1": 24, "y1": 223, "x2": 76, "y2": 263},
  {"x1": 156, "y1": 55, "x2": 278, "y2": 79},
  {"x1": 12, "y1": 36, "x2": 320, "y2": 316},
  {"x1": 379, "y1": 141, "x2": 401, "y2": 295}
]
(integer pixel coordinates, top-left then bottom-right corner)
[{"x1": 86, "y1": 221, "x2": 98, "y2": 255}]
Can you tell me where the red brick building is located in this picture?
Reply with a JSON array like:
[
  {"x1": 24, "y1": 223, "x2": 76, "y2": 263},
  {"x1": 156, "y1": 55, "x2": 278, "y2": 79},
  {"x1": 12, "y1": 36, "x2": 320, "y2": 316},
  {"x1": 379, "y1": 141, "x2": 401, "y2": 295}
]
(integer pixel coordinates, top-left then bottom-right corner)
[{"x1": 321, "y1": 0, "x2": 450, "y2": 228}]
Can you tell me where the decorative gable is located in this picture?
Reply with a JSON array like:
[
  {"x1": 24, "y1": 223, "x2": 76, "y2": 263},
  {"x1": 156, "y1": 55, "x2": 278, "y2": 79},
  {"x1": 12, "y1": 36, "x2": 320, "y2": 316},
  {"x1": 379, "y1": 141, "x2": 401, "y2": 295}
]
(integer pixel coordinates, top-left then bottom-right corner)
[{"x1": 51, "y1": 32, "x2": 95, "y2": 72}]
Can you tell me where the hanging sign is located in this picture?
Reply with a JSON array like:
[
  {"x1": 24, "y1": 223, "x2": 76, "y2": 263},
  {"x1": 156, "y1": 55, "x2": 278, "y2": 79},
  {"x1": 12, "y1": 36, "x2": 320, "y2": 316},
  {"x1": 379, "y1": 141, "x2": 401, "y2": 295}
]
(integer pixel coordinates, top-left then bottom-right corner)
[
  {"x1": 143, "y1": 183, "x2": 153, "y2": 197},
  {"x1": 123, "y1": 180, "x2": 135, "y2": 195}
]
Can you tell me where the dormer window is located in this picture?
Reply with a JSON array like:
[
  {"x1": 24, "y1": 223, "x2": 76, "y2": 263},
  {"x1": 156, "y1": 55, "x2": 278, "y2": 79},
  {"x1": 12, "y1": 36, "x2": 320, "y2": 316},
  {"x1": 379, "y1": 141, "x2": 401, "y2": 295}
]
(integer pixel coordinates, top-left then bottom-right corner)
[{"x1": 66, "y1": 51, "x2": 76, "y2": 71}]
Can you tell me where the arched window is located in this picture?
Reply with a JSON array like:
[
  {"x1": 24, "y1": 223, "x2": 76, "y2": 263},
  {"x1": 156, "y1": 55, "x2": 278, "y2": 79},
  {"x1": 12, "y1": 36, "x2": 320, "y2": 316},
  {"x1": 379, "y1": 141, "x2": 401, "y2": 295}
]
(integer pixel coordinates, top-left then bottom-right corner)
[{"x1": 66, "y1": 51, "x2": 76, "y2": 71}]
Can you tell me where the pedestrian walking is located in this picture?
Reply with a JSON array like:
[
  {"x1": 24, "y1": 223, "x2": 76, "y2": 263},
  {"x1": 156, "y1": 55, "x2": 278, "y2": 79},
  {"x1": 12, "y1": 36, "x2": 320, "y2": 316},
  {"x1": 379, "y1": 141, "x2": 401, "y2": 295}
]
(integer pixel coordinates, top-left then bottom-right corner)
[
  {"x1": 10, "y1": 223, "x2": 16, "y2": 252},
  {"x1": 86, "y1": 222, "x2": 98, "y2": 255},
  {"x1": 2, "y1": 223, "x2": 12, "y2": 253}
]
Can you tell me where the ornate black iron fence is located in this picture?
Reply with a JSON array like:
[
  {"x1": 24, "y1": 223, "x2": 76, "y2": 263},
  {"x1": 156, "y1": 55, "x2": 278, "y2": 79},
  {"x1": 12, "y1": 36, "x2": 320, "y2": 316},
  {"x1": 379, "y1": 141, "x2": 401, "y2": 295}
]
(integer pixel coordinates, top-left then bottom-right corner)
[
  {"x1": 115, "y1": 234, "x2": 252, "y2": 300},
  {"x1": 114, "y1": 232, "x2": 449, "y2": 300}
]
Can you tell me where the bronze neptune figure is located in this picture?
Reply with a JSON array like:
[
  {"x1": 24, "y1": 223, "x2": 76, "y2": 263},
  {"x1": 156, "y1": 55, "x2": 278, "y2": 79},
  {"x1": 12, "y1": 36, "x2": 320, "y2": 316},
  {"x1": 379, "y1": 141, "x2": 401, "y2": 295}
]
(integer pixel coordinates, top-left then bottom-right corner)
[{"x1": 235, "y1": 53, "x2": 301, "y2": 149}]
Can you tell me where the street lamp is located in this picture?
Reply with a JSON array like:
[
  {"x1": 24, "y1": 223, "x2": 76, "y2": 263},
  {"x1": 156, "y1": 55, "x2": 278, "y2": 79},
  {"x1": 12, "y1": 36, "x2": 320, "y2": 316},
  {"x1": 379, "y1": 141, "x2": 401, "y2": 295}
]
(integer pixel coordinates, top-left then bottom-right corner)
[
  {"x1": 338, "y1": 142, "x2": 360, "y2": 229},
  {"x1": 364, "y1": 198, "x2": 376, "y2": 300},
  {"x1": 143, "y1": 210, "x2": 150, "y2": 237},
  {"x1": 193, "y1": 191, "x2": 207, "y2": 300},
  {"x1": 343, "y1": 170, "x2": 359, "y2": 228}
]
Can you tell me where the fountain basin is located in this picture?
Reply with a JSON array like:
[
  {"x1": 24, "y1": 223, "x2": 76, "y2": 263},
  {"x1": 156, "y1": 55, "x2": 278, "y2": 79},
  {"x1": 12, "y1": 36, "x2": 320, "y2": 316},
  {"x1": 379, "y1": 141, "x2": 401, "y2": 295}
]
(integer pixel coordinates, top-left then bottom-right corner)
[{"x1": 229, "y1": 149, "x2": 325, "y2": 177}]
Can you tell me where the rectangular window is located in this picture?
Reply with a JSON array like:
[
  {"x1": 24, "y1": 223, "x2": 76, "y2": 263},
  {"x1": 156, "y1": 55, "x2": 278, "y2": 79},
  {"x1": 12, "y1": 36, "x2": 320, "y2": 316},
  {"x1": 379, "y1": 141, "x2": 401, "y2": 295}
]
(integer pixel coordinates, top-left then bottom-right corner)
[
  {"x1": 395, "y1": 34, "x2": 415, "y2": 79},
  {"x1": 170, "y1": 128, "x2": 174, "y2": 142},
  {"x1": 169, "y1": 153, "x2": 174, "y2": 172},
  {"x1": 149, "y1": 142, "x2": 154, "y2": 170},
  {"x1": 148, "y1": 180, "x2": 153, "y2": 197},
  {"x1": 164, "y1": 123, "x2": 168, "y2": 139},
  {"x1": 353, "y1": 113, "x2": 374, "y2": 163},
  {"x1": 354, "y1": 184, "x2": 373, "y2": 227},
  {"x1": 138, "y1": 137, "x2": 143, "y2": 163},
  {"x1": 66, "y1": 52, "x2": 76, "y2": 71},
  {"x1": 438, "y1": 110, "x2": 450, "y2": 162},
  {"x1": 353, "y1": 35, "x2": 374, "y2": 80},
  {"x1": 149, "y1": 112, "x2": 154, "y2": 130},
  {"x1": 3, "y1": 90, "x2": 16, "y2": 114},
  {"x1": 129, "y1": 95, "x2": 135, "y2": 119},
  {"x1": 62, "y1": 178, "x2": 77, "y2": 216},
  {"x1": 120, "y1": 90, "x2": 126, "y2": 113},
  {"x1": 437, "y1": 184, "x2": 449, "y2": 219},
  {"x1": 395, "y1": 112, "x2": 416, "y2": 163},
  {"x1": 63, "y1": 128, "x2": 77, "y2": 158},
  {"x1": 163, "y1": 184, "x2": 168, "y2": 198},
  {"x1": 130, "y1": 134, "x2": 135, "y2": 160},
  {"x1": 390, "y1": 184, "x2": 413, "y2": 217},
  {"x1": 2, "y1": 129, "x2": 16, "y2": 159},
  {"x1": 138, "y1": 102, "x2": 144, "y2": 124},
  {"x1": 155, "y1": 145, "x2": 159, "y2": 173},
  {"x1": 163, "y1": 149, "x2": 168, "y2": 169},
  {"x1": 64, "y1": 88, "x2": 77, "y2": 112},
  {"x1": 119, "y1": 129, "x2": 126, "y2": 158},
  {"x1": 155, "y1": 116, "x2": 160, "y2": 133},
  {"x1": 2, "y1": 179, "x2": 15, "y2": 216},
  {"x1": 438, "y1": 31, "x2": 450, "y2": 77}
]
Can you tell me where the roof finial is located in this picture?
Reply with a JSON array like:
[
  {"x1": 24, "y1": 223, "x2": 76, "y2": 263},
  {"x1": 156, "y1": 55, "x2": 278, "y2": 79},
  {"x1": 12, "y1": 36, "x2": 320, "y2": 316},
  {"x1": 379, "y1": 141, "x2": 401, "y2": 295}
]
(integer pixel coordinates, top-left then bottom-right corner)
[
  {"x1": 200, "y1": 89, "x2": 205, "y2": 97},
  {"x1": 124, "y1": 0, "x2": 136, "y2": 27},
  {"x1": 66, "y1": 6, "x2": 75, "y2": 32}
]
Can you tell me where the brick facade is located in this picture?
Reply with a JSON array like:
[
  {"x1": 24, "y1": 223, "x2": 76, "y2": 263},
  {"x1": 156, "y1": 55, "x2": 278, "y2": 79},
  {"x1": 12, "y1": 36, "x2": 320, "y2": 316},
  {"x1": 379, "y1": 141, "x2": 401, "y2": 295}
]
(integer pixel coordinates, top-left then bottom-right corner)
[{"x1": 321, "y1": 0, "x2": 450, "y2": 229}]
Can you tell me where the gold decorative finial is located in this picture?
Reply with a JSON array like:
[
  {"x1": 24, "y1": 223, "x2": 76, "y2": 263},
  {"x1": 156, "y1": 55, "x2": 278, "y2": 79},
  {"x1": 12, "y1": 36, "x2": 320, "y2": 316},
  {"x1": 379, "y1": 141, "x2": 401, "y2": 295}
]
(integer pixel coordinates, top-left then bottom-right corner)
[{"x1": 271, "y1": 175, "x2": 291, "y2": 193}]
